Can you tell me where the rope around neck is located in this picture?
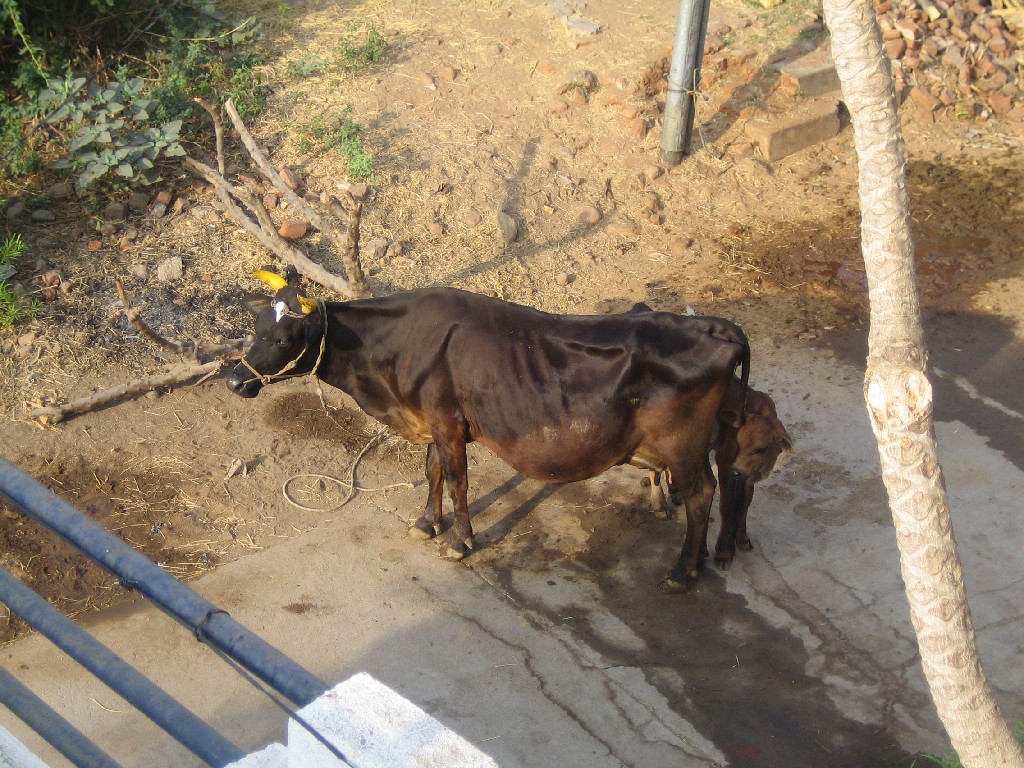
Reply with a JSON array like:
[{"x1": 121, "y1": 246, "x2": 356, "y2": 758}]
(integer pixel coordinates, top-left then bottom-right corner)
[{"x1": 239, "y1": 302, "x2": 328, "y2": 387}]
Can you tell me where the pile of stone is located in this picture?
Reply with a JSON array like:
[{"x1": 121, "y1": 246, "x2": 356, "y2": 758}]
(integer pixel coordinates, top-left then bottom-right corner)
[{"x1": 876, "y1": 0, "x2": 1023, "y2": 120}]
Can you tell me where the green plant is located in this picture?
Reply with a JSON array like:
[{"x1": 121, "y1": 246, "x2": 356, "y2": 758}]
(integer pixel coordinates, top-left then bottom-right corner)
[
  {"x1": 335, "y1": 26, "x2": 387, "y2": 74},
  {"x1": 38, "y1": 77, "x2": 185, "y2": 193},
  {"x1": 0, "y1": 232, "x2": 27, "y2": 329},
  {"x1": 298, "y1": 108, "x2": 374, "y2": 181},
  {"x1": 286, "y1": 54, "x2": 327, "y2": 79}
]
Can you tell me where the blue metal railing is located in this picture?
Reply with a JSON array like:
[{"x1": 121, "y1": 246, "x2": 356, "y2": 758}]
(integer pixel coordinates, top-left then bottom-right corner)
[{"x1": 0, "y1": 456, "x2": 331, "y2": 767}]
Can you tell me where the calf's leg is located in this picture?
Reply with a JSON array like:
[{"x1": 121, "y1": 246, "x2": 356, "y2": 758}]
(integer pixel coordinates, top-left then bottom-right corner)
[{"x1": 409, "y1": 443, "x2": 445, "y2": 540}]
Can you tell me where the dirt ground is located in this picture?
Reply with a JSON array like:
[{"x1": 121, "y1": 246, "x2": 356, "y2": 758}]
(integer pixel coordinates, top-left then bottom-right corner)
[{"x1": 1, "y1": 0, "x2": 1023, "y2": 661}]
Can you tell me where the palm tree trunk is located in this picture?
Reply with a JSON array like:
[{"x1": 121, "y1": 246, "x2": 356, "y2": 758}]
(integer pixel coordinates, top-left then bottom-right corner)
[{"x1": 821, "y1": 0, "x2": 1024, "y2": 764}]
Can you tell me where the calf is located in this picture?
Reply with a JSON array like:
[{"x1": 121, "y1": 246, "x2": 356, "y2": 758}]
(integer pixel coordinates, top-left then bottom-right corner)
[
  {"x1": 227, "y1": 268, "x2": 750, "y2": 589},
  {"x1": 645, "y1": 378, "x2": 794, "y2": 567}
]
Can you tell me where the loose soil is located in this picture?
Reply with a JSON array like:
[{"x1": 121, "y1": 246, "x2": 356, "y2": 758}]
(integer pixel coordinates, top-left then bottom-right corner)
[{"x1": 2, "y1": 0, "x2": 1023, "y2": 659}]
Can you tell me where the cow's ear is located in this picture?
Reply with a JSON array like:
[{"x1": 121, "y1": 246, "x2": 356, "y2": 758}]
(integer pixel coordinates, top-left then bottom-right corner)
[
  {"x1": 776, "y1": 428, "x2": 796, "y2": 455},
  {"x1": 241, "y1": 293, "x2": 272, "y2": 317},
  {"x1": 718, "y1": 408, "x2": 742, "y2": 429}
]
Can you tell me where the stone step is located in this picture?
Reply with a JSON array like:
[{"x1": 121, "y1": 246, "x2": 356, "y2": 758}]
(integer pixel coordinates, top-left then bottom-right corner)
[{"x1": 743, "y1": 96, "x2": 844, "y2": 162}]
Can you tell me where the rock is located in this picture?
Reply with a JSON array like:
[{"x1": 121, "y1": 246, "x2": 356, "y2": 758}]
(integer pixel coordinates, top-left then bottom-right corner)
[
  {"x1": 551, "y1": 98, "x2": 570, "y2": 113},
  {"x1": 48, "y1": 182, "x2": 71, "y2": 199},
  {"x1": 496, "y1": 211, "x2": 519, "y2": 243},
  {"x1": 643, "y1": 165, "x2": 663, "y2": 182},
  {"x1": 86, "y1": 240, "x2": 103, "y2": 251},
  {"x1": 537, "y1": 61, "x2": 557, "y2": 76},
  {"x1": 128, "y1": 192, "x2": 150, "y2": 212},
  {"x1": 40, "y1": 269, "x2": 62, "y2": 288},
  {"x1": 554, "y1": 272, "x2": 572, "y2": 286},
  {"x1": 667, "y1": 236, "x2": 694, "y2": 257},
  {"x1": 364, "y1": 238, "x2": 389, "y2": 260},
  {"x1": 278, "y1": 220, "x2": 308, "y2": 239},
  {"x1": 263, "y1": 192, "x2": 280, "y2": 210},
  {"x1": 279, "y1": 168, "x2": 304, "y2": 191},
  {"x1": 463, "y1": 211, "x2": 483, "y2": 228},
  {"x1": 346, "y1": 183, "x2": 369, "y2": 202},
  {"x1": 577, "y1": 205, "x2": 602, "y2": 225},
  {"x1": 627, "y1": 118, "x2": 648, "y2": 140},
  {"x1": 5, "y1": 201, "x2": 26, "y2": 220},
  {"x1": 385, "y1": 241, "x2": 405, "y2": 260},
  {"x1": 130, "y1": 263, "x2": 149, "y2": 281},
  {"x1": 440, "y1": 66, "x2": 458, "y2": 82},
  {"x1": 557, "y1": 69, "x2": 598, "y2": 95},
  {"x1": 156, "y1": 256, "x2": 184, "y2": 282},
  {"x1": 104, "y1": 202, "x2": 128, "y2": 220},
  {"x1": 607, "y1": 218, "x2": 641, "y2": 238},
  {"x1": 909, "y1": 86, "x2": 941, "y2": 112},
  {"x1": 30, "y1": 209, "x2": 55, "y2": 223},
  {"x1": 419, "y1": 72, "x2": 436, "y2": 89},
  {"x1": 427, "y1": 221, "x2": 445, "y2": 236},
  {"x1": 100, "y1": 223, "x2": 118, "y2": 237},
  {"x1": 148, "y1": 202, "x2": 168, "y2": 219}
]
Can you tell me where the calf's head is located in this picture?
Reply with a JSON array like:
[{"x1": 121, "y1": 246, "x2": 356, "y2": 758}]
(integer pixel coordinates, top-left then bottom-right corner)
[
  {"x1": 732, "y1": 410, "x2": 795, "y2": 482},
  {"x1": 227, "y1": 267, "x2": 324, "y2": 398}
]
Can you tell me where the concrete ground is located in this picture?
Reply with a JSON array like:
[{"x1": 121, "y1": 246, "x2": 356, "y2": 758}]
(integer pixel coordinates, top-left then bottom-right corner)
[{"x1": 2, "y1": 314, "x2": 1022, "y2": 768}]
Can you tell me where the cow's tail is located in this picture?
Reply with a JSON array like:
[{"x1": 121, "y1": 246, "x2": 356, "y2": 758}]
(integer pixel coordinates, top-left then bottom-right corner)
[{"x1": 709, "y1": 321, "x2": 750, "y2": 425}]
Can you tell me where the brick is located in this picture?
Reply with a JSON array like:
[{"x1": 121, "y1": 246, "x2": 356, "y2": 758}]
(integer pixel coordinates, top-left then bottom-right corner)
[
  {"x1": 777, "y1": 47, "x2": 841, "y2": 97},
  {"x1": 745, "y1": 99, "x2": 843, "y2": 162}
]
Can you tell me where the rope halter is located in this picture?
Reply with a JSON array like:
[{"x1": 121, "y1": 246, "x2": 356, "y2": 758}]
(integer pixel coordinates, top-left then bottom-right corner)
[{"x1": 238, "y1": 300, "x2": 328, "y2": 387}]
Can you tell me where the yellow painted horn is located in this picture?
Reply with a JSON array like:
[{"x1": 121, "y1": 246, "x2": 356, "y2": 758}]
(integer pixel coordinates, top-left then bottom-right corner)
[
  {"x1": 253, "y1": 269, "x2": 288, "y2": 291},
  {"x1": 298, "y1": 296, "x2": 318, "y2": 315}
]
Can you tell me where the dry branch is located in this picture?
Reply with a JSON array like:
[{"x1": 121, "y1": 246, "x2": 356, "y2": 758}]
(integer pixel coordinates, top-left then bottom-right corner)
[
  {"x1": 31, "y1": 360, "x2": 226, "y2": 424},
  {"x1": 182, "y1": 98, "x2": 369, "y2": 298}
]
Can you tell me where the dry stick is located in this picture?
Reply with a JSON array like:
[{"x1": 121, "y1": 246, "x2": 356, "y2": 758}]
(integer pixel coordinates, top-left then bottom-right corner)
[
  {"x1": 182, "y1": 157, "x2": 362, "y2": 298},
  {"x1": 193, "y1": 98, "x2": 226, "y2": 176},
  {"x1": 31, "y1": 360, "x2": 226, "y2": 424},
  {"x1": 116, "y1": 281, "x2": 196, "y2": 359},
  {"x1": 222, "y1": 98, "x2": 368, "y2": 294},
  {"x1": 116, "y1": 280, "x2": 248, "y2": 361},
  {"x1": 331, "y1": 194, "x2": 367, "y2": 288}
]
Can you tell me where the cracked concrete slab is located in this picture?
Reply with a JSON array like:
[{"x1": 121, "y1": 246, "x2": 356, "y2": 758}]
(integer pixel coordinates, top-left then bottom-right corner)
[{"x1": 2, "y1": 315, "x2": 1022, "y2": 766}]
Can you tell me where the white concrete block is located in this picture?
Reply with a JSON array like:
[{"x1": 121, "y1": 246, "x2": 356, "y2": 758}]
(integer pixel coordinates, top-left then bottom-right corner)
[
  {"x1": 225, "y1": 741, "x2": 287, "y2": 768},
  {"x1": 0, "y1": 725, "x2": 48, "y2": 768},
  {"x1": 288, "y1": 673, "x2": 498, "y2": 768}
]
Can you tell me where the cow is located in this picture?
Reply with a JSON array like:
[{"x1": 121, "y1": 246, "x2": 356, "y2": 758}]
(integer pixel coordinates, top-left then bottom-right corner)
[
  {"x1": 227, "y1": 267, "x2": 750, "y2": 590},
  {"x1": 644, "y1": 377, "x2": 795, "y2": 568},
  {"x1": 624, "y1": 304, "x2": 794, "y2": 569}
]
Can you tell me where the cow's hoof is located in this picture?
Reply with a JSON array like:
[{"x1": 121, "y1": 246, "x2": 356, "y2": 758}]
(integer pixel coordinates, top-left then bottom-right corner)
[
  {"x1": 658, "y1": 576, "x2": 687, "y2": 594},
  {"x1": 438, "y1": 537, "x2": 472, "y2": 561},
  {"x1": 736, "y1": 538, "x2": 754, "y2": 552},
  {"x1": 715, "y1": 554, "x2": 733, "y2": 571},
  {"x1": 653, "y1": 507, "x2": 672, "y2": 521},
  {"x1": 408, "y1": 517, "x2": 441, "y2": 540}
]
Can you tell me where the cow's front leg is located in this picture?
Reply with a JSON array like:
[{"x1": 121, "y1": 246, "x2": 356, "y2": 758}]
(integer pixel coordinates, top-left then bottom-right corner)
[
  {"x1": 433, "y1": 432, "x2": 473, "y2": 561},
  {"x1": 733, "y1": 481, "x2": 756, "y2": 552},
  {"x1": 409, "y1": 443, "x2": 446, "y2": 540},
  {"x1": 713, "y1": 465, "x2": 747, "y2": 569},
  {"x1": 661, "y1": 458, "x2": 716, "y2": 593}
]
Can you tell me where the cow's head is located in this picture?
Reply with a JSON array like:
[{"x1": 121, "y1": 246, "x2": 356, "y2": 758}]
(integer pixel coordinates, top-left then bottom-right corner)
[
  {"x1": 227, "y1": 266, "x2": 324, "y2": 398},
  {"x1": 732, "y1": 411, "x2": 795, "y2": 483}
]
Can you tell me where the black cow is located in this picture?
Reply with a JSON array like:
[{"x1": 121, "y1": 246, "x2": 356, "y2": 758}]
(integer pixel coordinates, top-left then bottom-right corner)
[{"x1": 227, "y1": 268, "x2": 750, "y2": 589}]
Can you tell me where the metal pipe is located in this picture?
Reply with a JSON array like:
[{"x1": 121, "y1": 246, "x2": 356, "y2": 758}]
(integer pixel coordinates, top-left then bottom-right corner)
[
  {"x1": 660, "y1": 0, "x2": 713, "y2": 163},
  {"x1": 0, "y1": 567, "x2": 245, "y2": 767},
  {"x1": 0, "y1": 456, "x2": 328, "y2": 707},
  {"x1": 0, "y1": 664, "x2": 123, "y2": 768}
]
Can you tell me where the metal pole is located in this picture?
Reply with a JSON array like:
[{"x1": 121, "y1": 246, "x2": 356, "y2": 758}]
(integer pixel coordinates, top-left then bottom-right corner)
[
  {"x1": 660, "y1": 0, "x2": 713, "y2": 164},
  {"x1": 0, "y1": 568, "x2": 245, "y2": 767},
  {"x1": 0, "y1": 664, "x2": 123, "y2": 768},
  {"x1": 0, "y1": 457, "x2": 328, "y2": 707}
]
